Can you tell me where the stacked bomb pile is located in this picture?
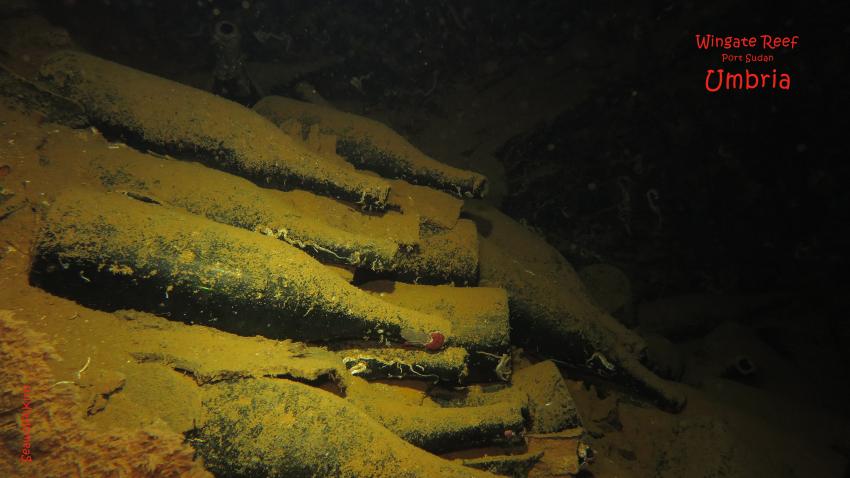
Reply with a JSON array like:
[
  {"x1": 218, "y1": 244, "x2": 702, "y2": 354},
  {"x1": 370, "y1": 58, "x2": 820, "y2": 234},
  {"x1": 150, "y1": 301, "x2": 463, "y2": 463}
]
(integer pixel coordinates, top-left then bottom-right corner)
[{"x1": 18, "y1": 50, "x2": 685, "y2": 476}]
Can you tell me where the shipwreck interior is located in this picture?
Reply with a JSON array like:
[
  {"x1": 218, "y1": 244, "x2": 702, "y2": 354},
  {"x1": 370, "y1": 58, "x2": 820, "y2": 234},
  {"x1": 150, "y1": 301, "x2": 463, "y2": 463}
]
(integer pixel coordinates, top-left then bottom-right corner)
[{"x1": 1, "y1": 0, "x2": 849, "y2": 477}]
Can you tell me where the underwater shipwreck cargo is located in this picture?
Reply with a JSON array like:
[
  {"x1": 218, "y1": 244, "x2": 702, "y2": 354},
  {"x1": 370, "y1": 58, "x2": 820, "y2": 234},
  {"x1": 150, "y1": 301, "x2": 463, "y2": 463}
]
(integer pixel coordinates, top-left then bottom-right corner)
[
  {"x1": 465, "y1": 200, "x2": 687, "y2": 411},
  {"x1": 335, "y1": 280, "x2": 511, "y2": 382},
  {"x1": 108, "y1": 309, "x2": 550, "y2": 465},
  {"x1": 12, "y1": 41, "x2": 683, "y2": 478},
  {"x1": 0, "y1": 1, "x2": 846, "y2": 476},
  {"x1": 24, "y1": 118, "x2": 683, "y2": 412},
  {"x1": 270, "y1": 103, "x2": 467, "y2": 231},
  {"x1": 254, "y1": 95, "x2": 489, "y2": 199},
  {"x1": 344, "y1": 377, "x2": 526, "y2": 453},
  {"x1": 438, "y1": 360, "x2": 583, "y2": 435},
  {"x1": 55, "y1": 132, "x2": 478, "y2": 284},
  {"x1": 30, "y1": 188, "x2": 450, "y2": 347},
  {"x1": 355, "y1": 280, "x2": 511, "y2": 382},
  {"x1": 393, "y1": 218, "x2": 480, "y2": 285},
  {"x1": 338, "y1": 346, "x2": 471, "y2": 383},
  {"x1": 196, "y1": 378, "x2": 501, "y2": 478},
  {"x1": 87, "y1": 149, "x2": 418, "y2": 271},
  {"x1": 0, "y1": 62, "x2": 87, "y2": 128},
  {"x1": 37, "y1": 50, "x2": 391, "y2": 208},
  {"x1": 387, "y1": 177, "x2": 465, "y2": 231},
  {"x1": 85, "y1": 152, "x2": 477, "y2": 285}
]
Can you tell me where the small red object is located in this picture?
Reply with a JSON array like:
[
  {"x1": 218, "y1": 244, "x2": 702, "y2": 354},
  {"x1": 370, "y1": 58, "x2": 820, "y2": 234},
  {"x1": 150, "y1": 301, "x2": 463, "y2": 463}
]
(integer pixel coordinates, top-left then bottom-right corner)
[{"x1": 424, "y1": 331, "x2": 445, "y2": 350}]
